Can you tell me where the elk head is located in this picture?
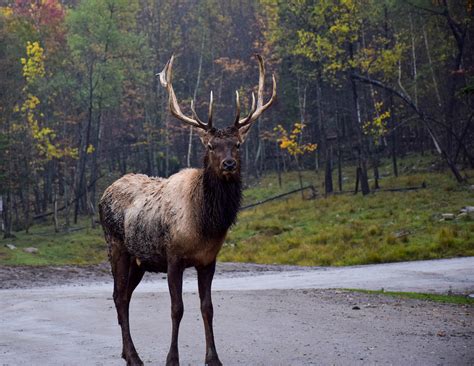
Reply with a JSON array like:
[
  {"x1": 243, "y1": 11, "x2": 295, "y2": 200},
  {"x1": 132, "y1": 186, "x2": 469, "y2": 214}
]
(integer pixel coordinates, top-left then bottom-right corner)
[{"x1": 158, "y1": 54, "x2": 276, "y2": 179}]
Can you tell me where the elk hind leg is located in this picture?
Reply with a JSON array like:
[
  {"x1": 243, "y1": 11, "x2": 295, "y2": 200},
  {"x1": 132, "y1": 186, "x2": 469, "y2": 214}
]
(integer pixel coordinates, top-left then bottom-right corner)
[{"x1": 111, "y1": 248, "x2": 144, "y2": 366}]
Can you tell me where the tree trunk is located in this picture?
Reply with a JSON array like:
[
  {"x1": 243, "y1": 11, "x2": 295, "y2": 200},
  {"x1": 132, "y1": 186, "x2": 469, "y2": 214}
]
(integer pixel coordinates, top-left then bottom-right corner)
[
  {"x1": 2, "y1": 191, "x2": 14, "y2": 238},
  {"x1": 295, "y1": 157, "x2": 304, "y2": 199},
  {"x1": 391, "y1": 129, "x2": 399, "y2": 177},
  {"x1": 354, "y1": 167, "x2": 360, "y2": 194},
  {"x1": 373, "y1": 158, "x2": 380, "y2": 189},
  {"x1": 350, "y1": 74, "x2": 370, "y2": 195},
  {"x1": 87, "y1": 188, "x2": 96, "y2": 229},
  {"x1": 314, "y1": 77, "x2": 332, "y2": 193},
  {"x1": 360, "y1": 160, "x2": 370, "y2": 195},
  {"x1": 325, "y1": 144, "x2": 333, "y2": 194},
  {"x1": 337, "y1": 147, "x2": 343, "y2": 192},
  {"x1": 275, "y1": 142, "x2": 282, "y2": 188},
  {"x1": 186, "y1": 32, "x2": 205, "y2": 168},
  {"x1": 20, "y1": 185, "x2": 30, "y2": 234},
  {"x1": 422, "y1": 25, "x2": 442, "y2": 107},
  {"x1": 53, "y1": 190, "x2": 59, "y2": 233},
  {"x1": 64, "y1": 180, "x2": 71, "y2": 229},
  {"x1": 453, "y1": 117, "x2": 474, "y2": 168},
  {"x1": 90, "y1": 98, "x2": 104, "y2": 205},
  {"x1": 74, "y1": 62, "x2": 95, "y2": 223},
  {"x1": 409, "y1": 13, "x2": 418, "y2": 107}
]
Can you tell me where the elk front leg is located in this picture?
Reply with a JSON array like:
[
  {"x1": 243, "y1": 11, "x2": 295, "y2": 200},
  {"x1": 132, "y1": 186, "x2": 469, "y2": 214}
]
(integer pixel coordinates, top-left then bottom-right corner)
[
  {"x1": 197, "y1": 261, "x2": 222, "y2": 366},
  {"x1": 166, "y1": 259, "x2": 185, "y2": 366}
]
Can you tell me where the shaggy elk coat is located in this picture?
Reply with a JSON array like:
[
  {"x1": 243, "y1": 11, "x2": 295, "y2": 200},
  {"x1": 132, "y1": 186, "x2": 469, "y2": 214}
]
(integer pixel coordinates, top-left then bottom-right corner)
[{"x1": 99, "y1": 54, "x2": 276, "y2": 366}]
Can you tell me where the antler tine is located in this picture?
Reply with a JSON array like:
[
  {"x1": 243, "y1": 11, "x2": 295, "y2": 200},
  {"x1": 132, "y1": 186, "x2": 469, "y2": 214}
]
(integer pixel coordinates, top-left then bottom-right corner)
[
  {"x1": 190, "y1": 100, "x2": 207, "y2": 127},
  {"x1": 158, "y1": 55, "x2": 209, "y2": 130},
  {"x1": 238, "y1": 92, "x2": 257, "y2": 127},
  {"x1": 208, "y1": 90, "x2": 214, "y2": 128},
  {"x1": 233, "y1": 90, "x2": 241, "y2": 126},
  {"x1": 158, "y1": 58, "x2": 171, "y2": 87},
  {"x1": 250, "y1": 91, "x2": 256, "y2": 112},
  {"x1": 236, "y1": 54, "x2": 277, "y2": 128}
]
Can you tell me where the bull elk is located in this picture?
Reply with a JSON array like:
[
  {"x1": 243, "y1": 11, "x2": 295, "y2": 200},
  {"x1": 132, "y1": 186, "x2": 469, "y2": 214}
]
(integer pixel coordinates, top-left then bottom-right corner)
[{"x1": 99, "y1": 54, "x2": 276, "y2": 366}]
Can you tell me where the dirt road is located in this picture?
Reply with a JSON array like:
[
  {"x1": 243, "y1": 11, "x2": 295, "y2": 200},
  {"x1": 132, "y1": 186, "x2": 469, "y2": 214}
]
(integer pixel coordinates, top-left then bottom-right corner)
[{"x1": 0, "y1": 258, "x2": 473, "y2": 365}]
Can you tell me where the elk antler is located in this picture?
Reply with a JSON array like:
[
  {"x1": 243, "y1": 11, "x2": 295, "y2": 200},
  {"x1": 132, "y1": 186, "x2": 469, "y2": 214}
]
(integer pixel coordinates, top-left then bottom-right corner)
[
  {"x1": 235, "y1": 54, "x2": 277, "y2": 129},
  {"x1": 158, "y1": 55, "x2": 213, "y2": 130}
]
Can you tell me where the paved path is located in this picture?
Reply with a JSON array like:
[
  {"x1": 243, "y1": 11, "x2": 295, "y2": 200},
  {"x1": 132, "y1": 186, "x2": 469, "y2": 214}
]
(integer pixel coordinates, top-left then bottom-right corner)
[
  {"x1": 0, "y1": 257, "x2": 473, "y2": 365},
  {"x1": 208, "y1": 256, "x2": 474, "y2": 294},
  {"x1": 51, "y1": 256, "x2": 471, "y2": 294}
]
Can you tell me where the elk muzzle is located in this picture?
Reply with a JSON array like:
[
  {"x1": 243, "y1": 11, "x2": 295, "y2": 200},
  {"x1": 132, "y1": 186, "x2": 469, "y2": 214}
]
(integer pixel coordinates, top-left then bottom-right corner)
[{"x1": 221, "y1": 158, "x2": 237, "y2": 172}]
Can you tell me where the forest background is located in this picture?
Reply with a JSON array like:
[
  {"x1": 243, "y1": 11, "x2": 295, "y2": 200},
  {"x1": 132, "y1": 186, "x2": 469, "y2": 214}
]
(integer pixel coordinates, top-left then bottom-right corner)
[{"x1": 0, "y1": 0, "x2": 473, "y2": 266}]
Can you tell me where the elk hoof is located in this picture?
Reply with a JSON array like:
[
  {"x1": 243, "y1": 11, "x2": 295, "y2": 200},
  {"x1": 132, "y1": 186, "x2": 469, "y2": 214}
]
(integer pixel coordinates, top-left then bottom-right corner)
[
  {"x1": 166, "y1": 353, "x2": 179, "y2": 366},
  {"x1": 126, "y1": 357, "x2": 143, "y2": 366},
  {"x1": 122, "y1": 351, "x2": 143, "y2": 366}
]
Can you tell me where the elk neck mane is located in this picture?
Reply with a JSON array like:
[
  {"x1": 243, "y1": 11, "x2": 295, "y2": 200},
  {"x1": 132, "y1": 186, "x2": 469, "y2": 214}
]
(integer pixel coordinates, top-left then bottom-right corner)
[{"x1": 193, "y1": 153, "x2": 242, "y2": 238}]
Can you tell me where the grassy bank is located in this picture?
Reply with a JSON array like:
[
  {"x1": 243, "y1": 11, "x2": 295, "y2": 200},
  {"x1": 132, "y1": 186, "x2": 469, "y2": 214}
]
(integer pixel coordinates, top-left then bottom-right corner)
[
  {"x1": 0, "y1": 221, "x2": 105, "y2": 266},
  {"x1": 221, "y1": 169, "x2": 474, "y2": 265},
  {"x1": 344, "y1": 289, "x2": 474, "y2": 305},
  {"x1": 1, "y1": 156, "x2": 473, "y2": 266}
]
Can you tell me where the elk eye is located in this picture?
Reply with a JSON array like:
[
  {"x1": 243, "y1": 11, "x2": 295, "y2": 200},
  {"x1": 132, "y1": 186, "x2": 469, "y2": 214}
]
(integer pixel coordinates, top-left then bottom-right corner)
[
  {"x1": 207, "y1": 143, "x2": 214, "y2": 151},
  {"x1": 236, "y1": 142, "x2": 241, "y2": 149}
]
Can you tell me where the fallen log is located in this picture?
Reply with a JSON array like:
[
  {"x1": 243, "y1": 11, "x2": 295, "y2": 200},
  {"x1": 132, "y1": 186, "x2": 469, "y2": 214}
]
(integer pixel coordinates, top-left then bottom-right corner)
[
  {"x1": 374, "y1": 182, "x2": 427, "y2": 192},
  {"x1": 240, "y1": 185, "x2": 317, "y2": 210}
]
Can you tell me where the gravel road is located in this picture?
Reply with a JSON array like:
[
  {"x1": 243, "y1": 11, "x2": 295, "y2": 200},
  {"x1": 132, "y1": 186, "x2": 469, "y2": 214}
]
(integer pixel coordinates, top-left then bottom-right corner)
[{"x1": 0, "y1": 257, "x2": 473, "y2": 365}]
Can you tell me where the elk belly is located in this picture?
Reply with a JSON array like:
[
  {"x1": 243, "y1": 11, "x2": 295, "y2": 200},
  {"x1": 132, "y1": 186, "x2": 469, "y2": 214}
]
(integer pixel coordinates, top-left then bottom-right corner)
[{"x1": 124, "y1": 204, "x2": 169, "y2": 265}]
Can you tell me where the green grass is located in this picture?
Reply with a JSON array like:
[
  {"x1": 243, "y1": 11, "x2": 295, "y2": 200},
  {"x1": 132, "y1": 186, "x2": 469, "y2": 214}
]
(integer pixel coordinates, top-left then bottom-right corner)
[
  {"x1": 344, "y1": 289, "x2": 474, "y2": 305},
  {"x1": 220, "y1": 156, "x2": 474, "y2": 266},
  {"x1": 1, "y1": 154, "x2": 473, "y2": 267},
  {"x1": 0, "y1": 219, "x2": 106, "y2": 265}
]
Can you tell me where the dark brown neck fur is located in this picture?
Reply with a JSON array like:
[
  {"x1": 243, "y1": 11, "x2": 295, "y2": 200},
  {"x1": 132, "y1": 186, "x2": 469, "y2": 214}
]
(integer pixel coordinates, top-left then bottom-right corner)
[{"x1": 198, "y1": 154, "x2": 242, "y2": 238}]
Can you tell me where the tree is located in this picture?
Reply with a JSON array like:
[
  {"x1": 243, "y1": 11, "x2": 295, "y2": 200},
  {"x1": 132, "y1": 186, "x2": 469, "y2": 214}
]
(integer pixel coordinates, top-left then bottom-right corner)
[
  {"x1": 66, "y1": 0, "x2": 144, "y2": 221},
  {"x1": 1, "y1": 0, "x2": 472, "y2": 233},
  {"x1": 276, "y1": 122, "x2": 317, "y2": 195}
]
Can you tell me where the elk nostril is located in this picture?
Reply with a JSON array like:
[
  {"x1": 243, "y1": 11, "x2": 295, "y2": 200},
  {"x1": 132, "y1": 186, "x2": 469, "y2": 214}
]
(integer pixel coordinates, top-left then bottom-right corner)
[{"x1": 223, "y1": 159, "x2": 237, "y2": 171}]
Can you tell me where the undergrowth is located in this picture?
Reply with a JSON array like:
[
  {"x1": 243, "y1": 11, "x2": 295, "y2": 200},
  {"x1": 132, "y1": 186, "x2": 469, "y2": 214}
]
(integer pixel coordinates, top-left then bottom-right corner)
[
  {"x1": 0, "y1": 219, "x2": 105, "y2": 266},
  {"x1": 221, "y1": 156, "x2": 474, "y2": 266},
  {"x1": 1, "y1": 155, "x2": 473, "y2": 267}
]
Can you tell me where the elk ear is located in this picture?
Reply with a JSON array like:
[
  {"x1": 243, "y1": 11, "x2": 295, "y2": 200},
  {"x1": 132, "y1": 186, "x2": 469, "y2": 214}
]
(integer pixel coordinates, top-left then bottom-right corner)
[{"x1": 197, "y1": 128, "x2": 210, "y2": 145}]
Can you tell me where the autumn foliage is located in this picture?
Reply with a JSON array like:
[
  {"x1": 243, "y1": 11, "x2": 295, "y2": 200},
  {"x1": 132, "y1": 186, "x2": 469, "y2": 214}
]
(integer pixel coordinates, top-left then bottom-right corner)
[{"x1": 0, "y1": 0, "x2": 472, "y2": 236}]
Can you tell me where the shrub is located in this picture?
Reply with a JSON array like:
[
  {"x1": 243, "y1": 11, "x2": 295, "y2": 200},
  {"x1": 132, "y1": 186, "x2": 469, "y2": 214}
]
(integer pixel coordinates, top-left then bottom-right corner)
[
  {"x1": 438, "y1": 227, "x2": 457, "y2": 248},
  {"x1": 385, "y1": 234, "x2": 397, "y2": 245}
]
